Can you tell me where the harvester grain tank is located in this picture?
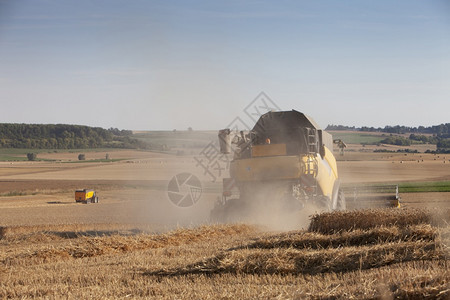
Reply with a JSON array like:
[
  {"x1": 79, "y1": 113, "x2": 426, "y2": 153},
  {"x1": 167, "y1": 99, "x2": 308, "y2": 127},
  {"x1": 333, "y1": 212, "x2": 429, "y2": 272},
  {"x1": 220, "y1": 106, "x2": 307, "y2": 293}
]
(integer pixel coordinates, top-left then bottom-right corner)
[{"x1": 211, "y1": 110, "x2": 345, "y2": 221}]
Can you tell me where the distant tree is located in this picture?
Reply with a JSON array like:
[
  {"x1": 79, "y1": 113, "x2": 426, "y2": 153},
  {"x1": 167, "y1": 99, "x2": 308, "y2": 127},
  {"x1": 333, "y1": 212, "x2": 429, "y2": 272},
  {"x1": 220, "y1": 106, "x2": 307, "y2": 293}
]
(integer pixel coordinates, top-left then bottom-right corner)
[
  {"x1": 188, "y1": 127, "x2": 193, "y2": 132},
  {"x1": 27, "y1": 153, "x2": 37, "y2": 161},
  {"x1": 0, "y1": 124, "x2": 145, "y2": 150},
  {"x1": 437, "y1": 139, "x2": 450, "y2": 149},
  {"x1": 380, "y1": 136, "x2": 411, "y2": 146},
  {"x1": 78, "y1": 154, "x2": 86, "y2": 161},
  {"x1": 325, "y1": 125, "x2": 356, "y2": 131},
  {"x1": 409, "y1": 134, "x2": 438, "y2": 144}
]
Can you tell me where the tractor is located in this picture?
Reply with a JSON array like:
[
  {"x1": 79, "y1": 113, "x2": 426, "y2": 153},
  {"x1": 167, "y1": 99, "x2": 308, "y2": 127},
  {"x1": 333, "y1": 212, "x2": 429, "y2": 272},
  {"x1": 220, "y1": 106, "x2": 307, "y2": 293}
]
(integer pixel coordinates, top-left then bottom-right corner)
[{"x1": 75, "y1": 189, "x2": 99, "y2": 204}]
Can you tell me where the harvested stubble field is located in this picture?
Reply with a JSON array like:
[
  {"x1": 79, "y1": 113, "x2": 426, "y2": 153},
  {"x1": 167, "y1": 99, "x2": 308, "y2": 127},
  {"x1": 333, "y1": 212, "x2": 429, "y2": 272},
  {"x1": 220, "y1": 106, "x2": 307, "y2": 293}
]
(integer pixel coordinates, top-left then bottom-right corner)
[
  {"x1": 0, "y1": 208, "x2": 449, "y2": 299},
  {"x1": 0, "y1": 149, "x2": 449, "y2": 298}
]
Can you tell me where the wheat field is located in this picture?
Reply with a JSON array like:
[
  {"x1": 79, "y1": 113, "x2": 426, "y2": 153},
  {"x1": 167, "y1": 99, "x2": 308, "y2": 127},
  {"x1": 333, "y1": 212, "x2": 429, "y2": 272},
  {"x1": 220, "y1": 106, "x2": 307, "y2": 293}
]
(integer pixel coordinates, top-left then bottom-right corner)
[
  {"x1": 1, "y1": 151, "x2": 449, "y2": 298},
  {"x1": 1, "y1": 208, "x2": 449, "y2": 299}
]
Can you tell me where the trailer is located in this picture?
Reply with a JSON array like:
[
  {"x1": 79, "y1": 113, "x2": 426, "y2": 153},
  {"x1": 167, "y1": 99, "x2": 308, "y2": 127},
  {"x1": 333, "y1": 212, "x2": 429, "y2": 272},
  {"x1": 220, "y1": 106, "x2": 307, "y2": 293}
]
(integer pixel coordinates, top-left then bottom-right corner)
[{"x1": 75, "y1": 189, "x2": 99, "y2": 204}]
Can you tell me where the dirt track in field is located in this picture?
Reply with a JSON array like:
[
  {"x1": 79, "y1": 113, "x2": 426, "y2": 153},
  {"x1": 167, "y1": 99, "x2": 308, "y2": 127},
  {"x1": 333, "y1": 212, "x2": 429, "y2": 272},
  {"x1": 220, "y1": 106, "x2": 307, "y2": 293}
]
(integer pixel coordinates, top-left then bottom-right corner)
[{"x1": 0, "y1": 150, "x2": 448, "y2": 227}]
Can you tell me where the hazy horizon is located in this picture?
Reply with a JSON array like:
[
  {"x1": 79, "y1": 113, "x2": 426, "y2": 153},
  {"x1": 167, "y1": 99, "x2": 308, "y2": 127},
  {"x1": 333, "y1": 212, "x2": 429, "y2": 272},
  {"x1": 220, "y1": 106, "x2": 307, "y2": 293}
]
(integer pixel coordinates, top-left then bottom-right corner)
[{"x1": 0, "y1": 120, "x2": 448, "y2": 132}]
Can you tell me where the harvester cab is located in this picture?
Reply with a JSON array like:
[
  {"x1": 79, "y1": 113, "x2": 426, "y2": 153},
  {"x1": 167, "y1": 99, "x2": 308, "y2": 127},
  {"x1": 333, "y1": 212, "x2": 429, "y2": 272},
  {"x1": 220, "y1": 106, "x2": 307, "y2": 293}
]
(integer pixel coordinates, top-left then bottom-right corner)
[{"x1": 212, "y1": 110, "x2": 345, "y2": 222}]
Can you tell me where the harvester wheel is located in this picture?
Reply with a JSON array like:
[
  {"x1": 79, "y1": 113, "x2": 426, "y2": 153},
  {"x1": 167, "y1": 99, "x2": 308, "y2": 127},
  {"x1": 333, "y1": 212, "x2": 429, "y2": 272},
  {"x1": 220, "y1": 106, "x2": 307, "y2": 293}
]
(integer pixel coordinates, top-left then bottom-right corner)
[
  {"x1": 210, "y1": 198, "x2": 247, "y2": 223},
  {"x1": 210, "y1": 200, "x2": 225, "y2": 223},
  {"x1": 312, "y1": 195, "x2": 332, "y2": 212}
]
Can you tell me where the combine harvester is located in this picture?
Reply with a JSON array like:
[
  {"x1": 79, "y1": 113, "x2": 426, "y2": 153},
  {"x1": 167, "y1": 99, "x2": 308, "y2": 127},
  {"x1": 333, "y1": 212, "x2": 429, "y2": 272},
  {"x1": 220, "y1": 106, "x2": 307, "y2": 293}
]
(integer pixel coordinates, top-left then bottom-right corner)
[{"x1": 211, "y1": 110, "x2": 346, "y2": 222}]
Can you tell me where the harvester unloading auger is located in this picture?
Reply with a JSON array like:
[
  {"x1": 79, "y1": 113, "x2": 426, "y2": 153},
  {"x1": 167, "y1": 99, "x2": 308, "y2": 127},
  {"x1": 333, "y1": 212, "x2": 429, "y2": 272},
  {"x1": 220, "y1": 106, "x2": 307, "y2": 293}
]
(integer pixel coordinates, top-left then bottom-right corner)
[{"x1": 211, "y1": 110, "x2": 345, "y2": 222}]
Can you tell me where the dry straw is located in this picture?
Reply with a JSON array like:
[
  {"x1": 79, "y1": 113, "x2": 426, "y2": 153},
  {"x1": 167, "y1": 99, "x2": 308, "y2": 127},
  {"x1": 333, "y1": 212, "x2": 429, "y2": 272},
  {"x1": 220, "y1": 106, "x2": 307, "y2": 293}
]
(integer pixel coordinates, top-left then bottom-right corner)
[
  {"x1": 2, "y1": 224, "x2": 256, "y2": 266},
  {"x1": 1, "y1": 209, "x2": 448, "y2": 299},
  {"x1": 148, "y1": 241, "x2": 446, "y2": 276},
  {"x1": 146, "y1": 208, "x2": 449, "y2": 278},
  {"x1": 240, "y1": 224, "x2": 438, "y2": 250}
]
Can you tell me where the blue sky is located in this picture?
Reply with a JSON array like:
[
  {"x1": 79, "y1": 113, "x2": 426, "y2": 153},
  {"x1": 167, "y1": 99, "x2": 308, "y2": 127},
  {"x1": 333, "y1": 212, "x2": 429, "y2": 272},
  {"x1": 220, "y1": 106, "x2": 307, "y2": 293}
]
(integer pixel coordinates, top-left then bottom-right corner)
[{"x1": 0, "y1": 0, "x2": 449, "y2": 130}]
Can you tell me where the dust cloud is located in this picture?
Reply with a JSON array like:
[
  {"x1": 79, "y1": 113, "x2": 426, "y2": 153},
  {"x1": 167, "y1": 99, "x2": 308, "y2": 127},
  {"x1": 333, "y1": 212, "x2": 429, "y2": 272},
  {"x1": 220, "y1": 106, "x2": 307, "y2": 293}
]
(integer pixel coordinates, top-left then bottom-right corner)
[
  {"x1": 108, "y1": 155, "x2": 219, "y2": 230},
  {"x1": 109, "y1": 154, "x2": 321, "y2": 232},
  {"x1": 211, "y1": 181, "x2": 329, "y2": 232},
  {"x1": 242, "y1": 200, "x2": 324, "y2": 232}
]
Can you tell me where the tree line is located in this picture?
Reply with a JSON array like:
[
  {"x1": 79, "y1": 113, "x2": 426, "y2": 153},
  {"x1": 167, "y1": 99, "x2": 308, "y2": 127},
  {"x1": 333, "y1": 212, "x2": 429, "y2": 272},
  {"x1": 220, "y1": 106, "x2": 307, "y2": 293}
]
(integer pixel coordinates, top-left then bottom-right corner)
[
  {"x1": 326, "y1": 123, "x2": 450, "y2": 137},
  {"x1": 0, "y1": 124, "x2": 148, "y2": 149},
  {"x1": 326, "y1": 123, "x2": 450, "y2": 152}
]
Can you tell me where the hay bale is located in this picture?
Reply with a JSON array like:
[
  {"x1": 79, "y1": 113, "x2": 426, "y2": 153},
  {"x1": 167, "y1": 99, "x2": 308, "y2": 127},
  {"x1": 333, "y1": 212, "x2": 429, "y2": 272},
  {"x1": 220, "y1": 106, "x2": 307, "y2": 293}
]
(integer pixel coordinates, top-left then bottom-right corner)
[{"x1": 308, "y1": 208, "x2": 433, "y2": 234}]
